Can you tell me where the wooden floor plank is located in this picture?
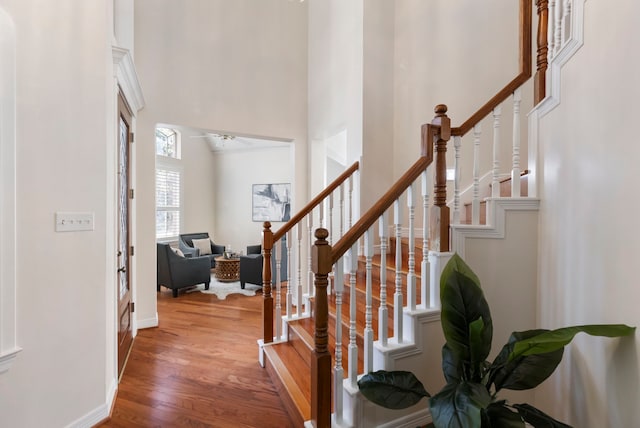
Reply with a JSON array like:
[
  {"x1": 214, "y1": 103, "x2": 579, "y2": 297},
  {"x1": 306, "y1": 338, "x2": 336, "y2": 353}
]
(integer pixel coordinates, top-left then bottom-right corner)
[{"x1": 98, "y1": 287, "x2": 295, "y2": 428}]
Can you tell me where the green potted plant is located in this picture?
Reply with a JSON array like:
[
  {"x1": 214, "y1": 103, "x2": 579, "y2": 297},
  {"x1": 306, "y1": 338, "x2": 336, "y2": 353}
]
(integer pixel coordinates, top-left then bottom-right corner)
[{"x1": 358, "y1": 253, "x2": 635, "y2": 428}]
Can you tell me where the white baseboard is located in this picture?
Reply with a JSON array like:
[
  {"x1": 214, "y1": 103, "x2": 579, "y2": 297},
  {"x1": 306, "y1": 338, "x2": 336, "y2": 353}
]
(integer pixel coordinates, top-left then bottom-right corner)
[{"x1": 137, "y1": 312, "x2": 159, "y2": 329}]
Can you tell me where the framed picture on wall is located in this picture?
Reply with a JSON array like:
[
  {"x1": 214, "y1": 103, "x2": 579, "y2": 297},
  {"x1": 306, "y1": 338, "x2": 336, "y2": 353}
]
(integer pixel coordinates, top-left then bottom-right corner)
[{"x1": 252, "y1": 183, "x2": 291, "y2": 222}]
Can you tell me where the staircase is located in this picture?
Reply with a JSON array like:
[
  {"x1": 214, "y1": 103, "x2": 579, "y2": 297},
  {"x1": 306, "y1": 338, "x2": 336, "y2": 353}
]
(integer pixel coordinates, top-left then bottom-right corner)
[
  {"x1": 255, "y1": 0, "x2": 573, "y2": 426},
  {"x1": 262, "y1": 236, "x2": 424, "y2": 426}
]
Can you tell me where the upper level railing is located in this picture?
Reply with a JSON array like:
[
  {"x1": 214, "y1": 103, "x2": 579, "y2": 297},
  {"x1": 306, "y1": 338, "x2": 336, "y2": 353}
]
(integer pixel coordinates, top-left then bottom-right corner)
[{"x1": 260, "y1": 161, "x2": 359, "y2": 344}]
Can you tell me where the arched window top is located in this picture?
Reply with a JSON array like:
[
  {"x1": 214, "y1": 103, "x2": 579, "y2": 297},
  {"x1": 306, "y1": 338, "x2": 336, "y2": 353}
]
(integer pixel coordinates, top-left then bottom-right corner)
[{"x1": 155, "y1": 127, "x2": 181, "y2": 159}]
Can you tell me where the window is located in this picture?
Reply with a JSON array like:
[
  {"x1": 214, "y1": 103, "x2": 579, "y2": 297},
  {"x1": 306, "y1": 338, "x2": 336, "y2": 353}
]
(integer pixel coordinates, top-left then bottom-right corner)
[
  {"x1": 156, "y1": 127, "x2": 180, "y2": 159},
  {"x1": 155, "y1": 127, "x2": 182, "y2": 240}
]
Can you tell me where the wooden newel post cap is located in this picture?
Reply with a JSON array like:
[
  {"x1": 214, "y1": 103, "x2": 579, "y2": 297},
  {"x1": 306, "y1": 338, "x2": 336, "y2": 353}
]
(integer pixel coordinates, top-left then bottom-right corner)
[
  {"x1": 434, "y1": 104, "x2": 448, "y2": 116},
  {"x1": 262, "y1": 221, "x2": 273, "y2": 248},
  {"x1": 312, "y1": 228, "x2": 332, "y2": 275}
]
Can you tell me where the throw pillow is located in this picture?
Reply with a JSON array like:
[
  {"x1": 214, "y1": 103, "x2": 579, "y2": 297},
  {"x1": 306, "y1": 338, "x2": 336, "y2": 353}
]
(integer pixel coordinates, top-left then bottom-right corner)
[
  {"x1": 192, "y1": 238, "x2": 212, "y2": 255},
  {"x1": 172, "y1": 247, "x2": 185, "y2": 257}
]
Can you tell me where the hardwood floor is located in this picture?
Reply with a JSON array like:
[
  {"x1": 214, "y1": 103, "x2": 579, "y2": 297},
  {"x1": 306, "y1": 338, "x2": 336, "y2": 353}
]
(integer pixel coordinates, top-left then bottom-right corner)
[{"x1": 99, "y1": 286, "x2": 295, "y2": 428}]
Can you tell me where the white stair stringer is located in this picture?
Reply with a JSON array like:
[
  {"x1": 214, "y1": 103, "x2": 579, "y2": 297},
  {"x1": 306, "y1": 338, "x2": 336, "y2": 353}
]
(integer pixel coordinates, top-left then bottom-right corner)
[{"x1": 336, "y1": 308, "x2": 444, "y2": 428}]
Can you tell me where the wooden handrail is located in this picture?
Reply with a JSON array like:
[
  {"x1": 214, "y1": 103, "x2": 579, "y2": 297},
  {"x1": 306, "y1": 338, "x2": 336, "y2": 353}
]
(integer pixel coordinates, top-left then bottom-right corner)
[
  {"x1": 452, "y1": 0, "x2": 532, "y2": 137},
  {"x1": 330, "y1": 108, "x2": 449, "y2": 262},
  {"x1": 272, "y1": 160, "x2": 359, "y2": 243}
]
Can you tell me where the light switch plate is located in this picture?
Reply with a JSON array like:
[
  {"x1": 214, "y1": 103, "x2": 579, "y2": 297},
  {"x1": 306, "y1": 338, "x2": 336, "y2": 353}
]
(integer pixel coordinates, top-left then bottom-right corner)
[{"x1": 55, "y1": 212, "x2": 94, "y2": 232}]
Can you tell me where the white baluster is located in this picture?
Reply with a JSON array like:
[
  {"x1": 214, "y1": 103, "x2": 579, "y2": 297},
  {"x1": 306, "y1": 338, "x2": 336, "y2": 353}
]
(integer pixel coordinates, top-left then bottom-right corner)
[
  {"x1": 339, "y1": 183, "x2": 345, "y2": 239},
  {"x1": 274, "y1": 239, "x2": 282, "y2": 340},
  {"x1": 491, "y1": 106, "x2": 502, "y2": 199},
  {"x1": 472, "y1": 124, "x2": 482, "y2": 225},
  {"x1": 562, "y1": 0, "x2": 572, "y2": 45},
  {"x1": 297, "y1": 222, "x2": 304, "y2": 316},
  {"x1": 548, "y1": 0, "x2": 556, "y2": 59},
  {"x1": 286, "y1": 232, "x2": 293, "y2": 319},
  {"x1": 406, "y1": 183, "x2": 416, "y2": 311},
  {"x1": 307, "y1": 214, "x2": 314, "y2": 299},
  {"x1": 333, "y1": 257, "x2": 344, "y2": 424},
  {"x1": 348, "y1": 175, "x2": 354, "y2": 230},
  {"x1": 554, "y1": 0, "x2": 562, "y2": 56},
  {"x1": 452, "y1": 136, "x2": 462, "y2": 224},
  {"x1": 378, "y1": 211, "x2": 389, "y2": 346},
  {"x1": 364, "y1": 229, "x2": 374, "y2": 373},
  {"x1": 348, "y1": 243, "x2": 358, "y2": 388},
  {"x1": 393, "y1": 199, "x2": 403, "y2": 343},
  {"x1": 511, "y1": 89, "x2": 522, "y2": 197},
  {"x1": 421, "y1": 171, "x2": 430, "y2": 307},
  {"x1": 327, "y1": 192, "x2": 334, "y2": 296}
]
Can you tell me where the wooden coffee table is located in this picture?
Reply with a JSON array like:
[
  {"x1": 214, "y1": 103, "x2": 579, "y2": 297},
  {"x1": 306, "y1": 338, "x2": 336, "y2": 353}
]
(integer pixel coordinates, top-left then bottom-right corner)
[{"x1": 214, "y1": 256, "x2": 240, "y2": 282}]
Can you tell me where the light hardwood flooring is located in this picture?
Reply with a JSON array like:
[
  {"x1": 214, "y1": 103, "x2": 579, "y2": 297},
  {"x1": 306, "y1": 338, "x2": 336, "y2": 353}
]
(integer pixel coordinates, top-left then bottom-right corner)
[{"x1": 99, "y1": 286, "x2": 295, "y2": 428}]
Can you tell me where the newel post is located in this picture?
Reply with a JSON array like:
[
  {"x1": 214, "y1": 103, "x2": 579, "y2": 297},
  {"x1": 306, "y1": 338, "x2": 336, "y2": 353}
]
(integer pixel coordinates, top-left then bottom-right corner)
[
  {"x1": 534, "y1": 0, "x2": 549, "y2": 104},
  {"x1": 262, "y1": 222, "x2": 274, "y2": 344},
  {"x1": 430, "y1": 104, "x2": 451, "y2": 252},
  {"x1": 311, "y1": 228, "x2": 332, "y2": 428}
]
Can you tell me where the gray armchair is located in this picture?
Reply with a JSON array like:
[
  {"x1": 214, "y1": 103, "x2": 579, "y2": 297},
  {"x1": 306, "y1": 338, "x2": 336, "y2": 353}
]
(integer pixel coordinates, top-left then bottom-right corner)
[
  {"x1": 178, "y1": 232, "x2": 225, "y2": 268},
  {"x1": 157, "y1": 243, "x2": 211, "y2": 297},
  {"x1": 239, "y1": 239, "x2": 288, "y2": 289}
]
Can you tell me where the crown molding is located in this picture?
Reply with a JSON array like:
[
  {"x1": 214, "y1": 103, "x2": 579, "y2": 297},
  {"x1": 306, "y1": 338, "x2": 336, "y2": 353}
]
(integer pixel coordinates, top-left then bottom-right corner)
[{"x1": 112, "y1": 46, "x2": 145, "y2": 112}]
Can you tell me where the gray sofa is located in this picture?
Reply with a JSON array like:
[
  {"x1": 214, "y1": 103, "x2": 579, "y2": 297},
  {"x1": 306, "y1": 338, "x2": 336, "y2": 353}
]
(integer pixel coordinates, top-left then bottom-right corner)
[{"x1": 178, "y1": 232, "x2": 225, "y2": 268}]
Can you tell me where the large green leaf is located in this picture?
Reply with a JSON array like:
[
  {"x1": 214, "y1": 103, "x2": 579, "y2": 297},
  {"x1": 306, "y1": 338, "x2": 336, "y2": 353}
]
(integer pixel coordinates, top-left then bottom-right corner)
[
  {"x1": 429, "y1": 381, "x2": 491, "y2": 428},
  {"x1": 512, "y1": 403, "x2": 572, "y2": 427},
  {"x1": 489, "y1": 330, "x2": 563, "y2": 392},
  {"x1": 441, "y1": 253, "x2": 481, "y2": 289},
  {"x1": 442, "y1": 343, "x2": 462, "y2": 384},
  {"x1": 509, "y1": 324, "x2": 636, "y2": 361},
  {"x1": 482, "y1": 402, "x2": 525, "y2": 428},
  {"x1": 357, "y1": 370, "x2": 430, "y2": 410},
  {"x1": 440, "y1": 266, "x2": 493, "y2": 377}
]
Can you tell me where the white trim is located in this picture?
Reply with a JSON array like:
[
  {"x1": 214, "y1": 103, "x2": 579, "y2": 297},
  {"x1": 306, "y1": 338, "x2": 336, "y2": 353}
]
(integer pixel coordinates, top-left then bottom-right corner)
[
  {"x1": 451, "y1": 197, "x2": 540, "y2": 259},
  {"x1": 112, "y1": 46, "x2": 145, "y2": 112},
  {"x1": 0, "y1": 7, "x2": 18, "y2": 374},
  {"x1": 66, "y1": 378, "x2": 117, "y2": 428},
  {"x1": 137, "y1": 312, "x2": 159, "y2": 329}
]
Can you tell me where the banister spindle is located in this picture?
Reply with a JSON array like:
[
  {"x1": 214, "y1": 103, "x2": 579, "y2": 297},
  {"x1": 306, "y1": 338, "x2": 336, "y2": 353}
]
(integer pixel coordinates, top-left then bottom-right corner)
[
  {"x1": 364, "y1": 229, "x2": 374, "y2": 373},
  {"x1": 554, "y1": 0, "x2": 562, "y2": 56},
  {"x1": 535, "y1": 0, "x2": 549, "y2": 104},
  {"x1": 378, "y1": 211, "x2": 389, "y2": 346},
  {"x1": 548, "y1": 0, "x2": 556, "y2": 55},
  {"x1": 491, "y1": 105, "x2": 502, "y2": 198},
  {"x1": 406, "y1": 183, "x2": 417, "y2": 311},
  {"x1": 472, "y1": 124, "x2": 482, "y2": 225},
  {"x1": 452, "y1": 136, "x2": 462, "y2": 224},
  {"x1": 297, "y1": 223, "x2": 304, "y2": 316},
  {"x1": 327, "y1": 193, "x2": 334, "y2": 296},
  {"x1": 393, "y1": 199, "x2": 403, "y2": 343},
  {"x1": 339, "y1": 183, "x2": 345, "y2": 239},
  {"x1": 310, "y1": 228, "x2": 331, "y2": 428},
  {"x1": 307, "y1": 214, "x2": 314, "y2": 298},
  {"x1": 262, "y1": 222, "x2": 274, "y2": 344},
  {"x1": 348, "y1": 243, "x2": 358, "y2": 388},
  {"x1": 562, "y1": 0, "x2": 572, "y2": 45},
  {"x1": 333, "y1": 257, "x2": 345, "y2": 425},
  {"x1": 274, "y1": 238, "x2": 282, "y2": 340},
  {"x1": 511, "y1": 89, "x2": 522, "y2": 197},
  {"x1": 421, "y1": 171, "x2": 430, "y2": 307},
  {"x1": 286, "y1": 231, "x2": 293, "y2": 319}
]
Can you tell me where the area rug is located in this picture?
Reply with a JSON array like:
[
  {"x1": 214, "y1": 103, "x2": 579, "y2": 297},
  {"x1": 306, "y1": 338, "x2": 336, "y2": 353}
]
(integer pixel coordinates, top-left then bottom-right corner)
[{"x1": 187, "y1": 277, "x2": 262, "y2": 300}]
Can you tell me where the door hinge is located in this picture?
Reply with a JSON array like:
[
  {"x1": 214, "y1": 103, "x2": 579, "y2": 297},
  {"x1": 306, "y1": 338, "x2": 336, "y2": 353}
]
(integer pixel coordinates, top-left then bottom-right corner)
[
  {"x1": 131, "y1": 302, "x2": 135, "y2": 313},
  {"x1": 130, "y1": 245, "x2": 135, "y2": 256},
  {"x1": 130, "y1": 132, "x2": 134, "y2": 143},
  {"x1": 129, "y1": 189, "x2": 134, "y2": 199}
]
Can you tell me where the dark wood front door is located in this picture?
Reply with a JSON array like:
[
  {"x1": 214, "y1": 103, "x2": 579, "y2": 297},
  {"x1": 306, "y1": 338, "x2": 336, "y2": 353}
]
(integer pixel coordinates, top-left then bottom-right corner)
[{"x1": 117, "y1": 92, "x2": 134, "y2": 378}]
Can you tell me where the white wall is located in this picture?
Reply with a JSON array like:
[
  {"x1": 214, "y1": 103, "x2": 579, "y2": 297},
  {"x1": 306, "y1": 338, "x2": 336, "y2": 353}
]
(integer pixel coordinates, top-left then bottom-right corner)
[
  {"x1": 134, "y1": 0, "x2": 308, "y2": 327},
  {"x1": 0, "y1": 1, "x2": 115, "y2": 426},
  {"x1": 535, "y1": 1, "x2": 640, "y2": 426},
  {"x1": 308, "y1": 0, "x2": 364, "y2": 204},
  {"x1": 213, "y1": 145, "x2": 293, "y2": 252}
]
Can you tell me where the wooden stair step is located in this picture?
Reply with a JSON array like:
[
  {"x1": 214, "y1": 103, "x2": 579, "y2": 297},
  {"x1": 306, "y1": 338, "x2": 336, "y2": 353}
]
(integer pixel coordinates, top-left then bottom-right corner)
[{"x1": 263, "y1": 341, "x2": 310, "y2": 427}]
